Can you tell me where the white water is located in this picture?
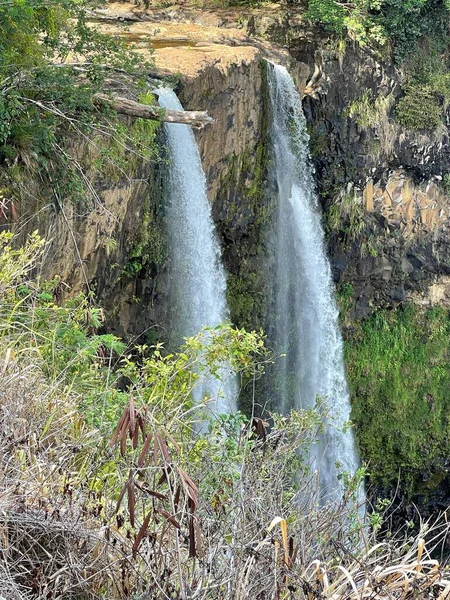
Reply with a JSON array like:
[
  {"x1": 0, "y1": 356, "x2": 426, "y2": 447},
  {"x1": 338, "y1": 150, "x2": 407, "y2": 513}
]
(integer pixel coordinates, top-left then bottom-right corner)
[
  {"x1": 268, "y1": 64, "x2": 360, "y2": 501},
  {"x1": 157, "y1": 87, "x2": 236, "y2": 418}
]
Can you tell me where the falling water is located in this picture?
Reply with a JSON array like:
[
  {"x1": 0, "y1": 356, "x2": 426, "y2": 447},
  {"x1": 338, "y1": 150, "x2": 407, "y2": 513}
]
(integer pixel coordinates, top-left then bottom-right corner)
[
  {"x1": 268, "y1": 64, "x2": 360, "y2": 500},
  {"x1": 157, "y1": 87, "x2": 236, "y2": 418}
]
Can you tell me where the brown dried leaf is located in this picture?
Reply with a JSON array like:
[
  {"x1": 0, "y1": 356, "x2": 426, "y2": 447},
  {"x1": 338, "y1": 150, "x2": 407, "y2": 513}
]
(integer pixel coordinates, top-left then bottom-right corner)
[
  {"x1": 156, "y1": 433, "x2": 171, "y2": 464},
  {"x1": 137, "y1": 413, "x2": 146, "y2": 441},
  {"x1": 132, "y1": 422, "x2": 139, "y2": 450},
  {"x1": 120, "y1": 425, "x2": 127, "y2": 457},
  {"x1": 138, "y1": 433, "x2": 153, "y2": 467},
  {"x1": 128, "y1": 396, "x2": 135, "y2": 440},
  {"x1": 194, "y1": 517, "x2": 204, "y2": 559},
  {"x1": 178, "y1": 467, "x2": 199, "y2": 511},
  {"x1": 155, "y1": 508, "x2": 180, "y2": 529},
  {"x1": 115, "y1": 482, "x2": 128, "y2": 514},
  {"x1": 132, "y1": 510, "x2": 152, "y2": 556},
  {"x1": 110, "y1": 408, "x2": 127, "y2": 447},
  {"x1": 189, "y1": 514, "x2": 196, "y2": 558}
]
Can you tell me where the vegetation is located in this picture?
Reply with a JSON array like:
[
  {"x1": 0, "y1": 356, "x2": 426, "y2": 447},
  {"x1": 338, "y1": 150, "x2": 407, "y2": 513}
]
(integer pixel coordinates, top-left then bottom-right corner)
[
  {"x1": 0, "y1": 230, "x2": 363, "y2": 598},
  {"x1": 307, "y1": 1, "x2": 450, "y2": 131},
  {"x1": 346, "y1": 303, "x2": 450, "y2": 496},
  {"x1": 305, "y1": 0, "x2": 450, "y2": 62},
  {"x1": 0, "y1": 0, "x2": 159, "y2": 214},
  {"x1": 3, "y1": 231, "x2": 450, "y2": 598}
]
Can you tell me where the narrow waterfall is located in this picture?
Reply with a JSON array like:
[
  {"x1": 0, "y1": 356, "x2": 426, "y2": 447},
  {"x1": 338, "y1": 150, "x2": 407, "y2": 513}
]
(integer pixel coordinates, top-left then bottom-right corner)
[
  {"x1": 268, "y1": 64, "x2": 360, "y2": 500},
  {"x1": 157, "y1": 87, "x2": 236, "y2": 417}
]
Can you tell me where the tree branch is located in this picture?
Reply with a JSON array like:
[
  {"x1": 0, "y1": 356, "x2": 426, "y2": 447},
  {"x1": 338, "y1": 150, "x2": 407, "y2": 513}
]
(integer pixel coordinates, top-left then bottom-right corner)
[{"x1": 93, "y1": 93, "x2": 214, "y2": 128}]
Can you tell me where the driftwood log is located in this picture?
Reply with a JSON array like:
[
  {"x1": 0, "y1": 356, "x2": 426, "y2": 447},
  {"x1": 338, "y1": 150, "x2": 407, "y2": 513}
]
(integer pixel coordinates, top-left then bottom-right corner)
[{"x1": 93, "y1": 93, "x2": 214, "y2": 128}]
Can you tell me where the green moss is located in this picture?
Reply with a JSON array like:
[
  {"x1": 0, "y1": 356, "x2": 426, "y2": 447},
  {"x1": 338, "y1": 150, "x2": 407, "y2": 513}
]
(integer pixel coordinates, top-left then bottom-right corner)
[
  {"x1": 227, "y1": 273, "x2": 265, "y2": 331},
  {"x1": 121, "y1": 198, "x2": 167, "y2": 281},
  {"x1": 346, "y1": 304, "x2": 450, "y2": 496}
]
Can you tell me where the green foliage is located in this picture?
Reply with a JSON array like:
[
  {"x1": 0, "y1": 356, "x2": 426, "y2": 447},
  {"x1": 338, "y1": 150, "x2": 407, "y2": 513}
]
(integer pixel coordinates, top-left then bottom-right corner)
[
  {"x1": 348, "y1": 89, "x2": 395, "y2": 129},
  {"x1": 0, "y1": 0, "x2": 157, "y2": 210},
  {"x1": 442, "y1": 173, "x2": 450, "y2": 194},
  {"x1": 306, "y1": 0, "x2": 348, "y2": 35},
  {"x1": 394, "y1": 37, "x2": 450, "y2": 131},
  {"x1": 306, "y1": 0, "x2": 450, "y2": 63},
  {"x1": 0, "y1": 231, "x2": 128, "y2": 423},
  {"x1": 347, "y1": 304, "x2": 450, "y2": 495},
  {"x1": 327, "y1": 189, "x2": 367, "y2": 246},
  {"x1": 395, "y1": 85, "x2": 443, "y2": 130},
  {"x1": 336, "y1": 281, "x2": 355, "y2": 322}
]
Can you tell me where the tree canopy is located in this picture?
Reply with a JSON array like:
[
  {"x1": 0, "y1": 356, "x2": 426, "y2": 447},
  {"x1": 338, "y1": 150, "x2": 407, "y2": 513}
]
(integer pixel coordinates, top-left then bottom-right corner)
[{"x1": 306, "y1": 0, "x2": 450, "y2": 61}]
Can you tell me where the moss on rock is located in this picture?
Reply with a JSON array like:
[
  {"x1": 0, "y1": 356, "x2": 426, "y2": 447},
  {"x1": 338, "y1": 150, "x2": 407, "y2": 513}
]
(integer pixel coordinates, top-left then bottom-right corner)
[{"x1": 346, "y1": 303, "x2": 450, "y2": 498}]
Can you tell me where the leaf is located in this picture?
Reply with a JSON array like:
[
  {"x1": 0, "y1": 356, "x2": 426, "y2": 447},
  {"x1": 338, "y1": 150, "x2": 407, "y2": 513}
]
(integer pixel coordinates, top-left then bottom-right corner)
[
  {"x1": 137, "y1": 413, "x2": 146, "y2": 441},
  {"x1": 120, "y1": 426, "x2": 127, "y2": 457},
  {"x1": 194, "y1": 517, "x2": 204, "y2": 559},
  {"x1": 132, "y1": 422, "x2": 139, "y2": 450},
  {"x1": 128, "y1": 396, "x2": 135, "y2": 440},
  {"x1": 156, "y1": 432, "x2": 171, "y2": 463},
  {"x1": 132, "y1": 510, "x2": 152, "y2": 556},
  {"x1": 138, "y1": 432, "x2": 153, "y2": 467},
  {"x1": 178, "y1": 467, "x2": 199, "y2": 511},
  {"x1": 155, "y1": 508, "x2": 180, "y2": 529},
  {"x1": 115, "y1": 482, "x2": 128, "y2": 514},
  {"x1": 268, "y1": 517, "x2": 289, "y2": 566}
]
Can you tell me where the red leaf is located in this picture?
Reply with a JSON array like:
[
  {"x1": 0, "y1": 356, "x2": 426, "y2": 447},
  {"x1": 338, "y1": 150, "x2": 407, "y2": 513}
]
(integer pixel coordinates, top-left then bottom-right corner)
[
  {"x1": 132, "y1": 511, "x2": 152, "y2": 556},
  {"x1": 128, "y1": 396, "x2": 135, "y2": 440}
]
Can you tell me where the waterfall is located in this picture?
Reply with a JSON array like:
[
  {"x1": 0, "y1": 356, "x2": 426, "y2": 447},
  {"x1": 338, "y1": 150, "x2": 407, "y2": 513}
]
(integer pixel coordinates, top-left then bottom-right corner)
[
  {"x1": 267, "y1": 64, "x2": 360, "y2": 501},
  {"x1": 157, "y1": 87, "x2": 236, "y2": 418}
]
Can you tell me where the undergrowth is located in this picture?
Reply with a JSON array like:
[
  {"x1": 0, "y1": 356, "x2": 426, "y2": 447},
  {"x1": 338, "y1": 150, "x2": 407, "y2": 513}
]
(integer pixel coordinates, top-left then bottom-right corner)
[
  {"x1": 3, "y1": 232, "x2": 450, "y2": 598},
  {"x1": 347, "y1": 303, "x2": 450, "y2": 496}
]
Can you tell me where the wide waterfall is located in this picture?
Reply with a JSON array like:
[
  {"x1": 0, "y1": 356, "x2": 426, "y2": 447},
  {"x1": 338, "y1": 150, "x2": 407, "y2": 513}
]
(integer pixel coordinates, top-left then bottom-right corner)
[
  {"x1": 268, "y1": 64, "x2": 360, "y2": 501},
  {"x1": 157, "y1": 87, "x2": 236, "y2": 418}
]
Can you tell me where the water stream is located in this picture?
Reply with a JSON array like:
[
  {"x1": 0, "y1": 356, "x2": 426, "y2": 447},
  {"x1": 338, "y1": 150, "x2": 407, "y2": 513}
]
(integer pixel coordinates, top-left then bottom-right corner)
[
  {"x1": 157, "y1": 87, "x2": 236, "y2": 419},
  {"x1": 268, "y1": 64, "x2": 361, "y2": 501}
]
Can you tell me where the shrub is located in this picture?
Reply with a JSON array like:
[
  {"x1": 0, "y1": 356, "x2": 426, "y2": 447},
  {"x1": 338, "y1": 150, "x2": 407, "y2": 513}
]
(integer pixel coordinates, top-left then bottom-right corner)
[{"x1": 395, "y1": 85, "x2": 442, "y2": 130}]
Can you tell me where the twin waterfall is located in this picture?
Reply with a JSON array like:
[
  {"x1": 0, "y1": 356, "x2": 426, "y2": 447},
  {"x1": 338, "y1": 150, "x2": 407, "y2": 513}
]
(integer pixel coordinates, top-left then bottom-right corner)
[
  {"x1": 157, "y1": 87, "x2": 236, "y2": 418},
  {"x1": 158, "y1": 66, "x2": 360, "y2": 499},
  {"x1": 267, "y1": 64, "x2": 360, "y2": 499}
]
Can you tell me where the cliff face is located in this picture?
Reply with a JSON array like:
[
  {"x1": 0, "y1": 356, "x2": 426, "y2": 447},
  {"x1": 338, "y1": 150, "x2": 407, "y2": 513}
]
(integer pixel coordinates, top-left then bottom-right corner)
[{"x1": 14, "y1": 2, "x2": 450, "y2": 334}]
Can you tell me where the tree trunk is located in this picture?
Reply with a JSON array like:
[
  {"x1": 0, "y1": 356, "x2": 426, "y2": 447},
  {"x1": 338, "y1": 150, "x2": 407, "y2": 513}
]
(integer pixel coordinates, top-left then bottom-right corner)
[{"x1": 93, "y1": 93, "x2": 214, "y2": 128}]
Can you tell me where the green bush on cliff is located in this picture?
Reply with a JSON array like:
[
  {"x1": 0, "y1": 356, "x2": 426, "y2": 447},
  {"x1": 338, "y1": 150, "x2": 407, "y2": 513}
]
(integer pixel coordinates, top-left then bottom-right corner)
[
  {"x1": 346, "y1": 304, "x2": 450, "y2": 496},
  {"x1": 306, "y1": 0, "x2": 450, "y2": 62},
  {"x1": 395, "y1": 85, "x2": 442, "y2": 130}
]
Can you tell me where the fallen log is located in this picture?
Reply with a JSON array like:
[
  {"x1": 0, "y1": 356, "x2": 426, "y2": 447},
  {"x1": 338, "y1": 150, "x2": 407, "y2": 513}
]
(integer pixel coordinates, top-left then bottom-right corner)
[{"x1": 93, "y1": 93, "x2": 214, "y2": 128}]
